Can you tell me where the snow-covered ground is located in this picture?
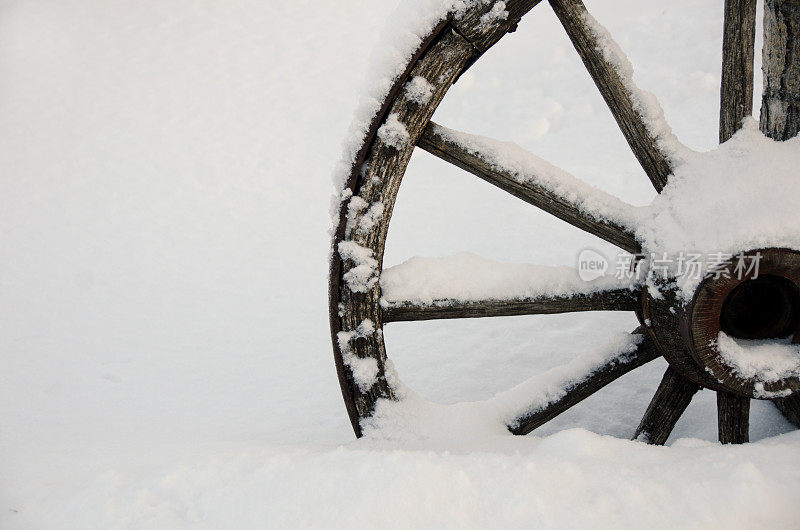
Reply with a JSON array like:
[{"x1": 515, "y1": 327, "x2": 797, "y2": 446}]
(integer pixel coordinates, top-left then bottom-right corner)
[{"x1": 2, "y1": 0, "x2": 799, "y2": 527}]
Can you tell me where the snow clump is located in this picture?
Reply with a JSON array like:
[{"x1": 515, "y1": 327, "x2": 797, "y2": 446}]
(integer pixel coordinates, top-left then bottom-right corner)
[
  {"x1": 337, "y1": 319, "x2": 380, "y2": 391},
  {"x1": 338, "y1": 241, "x2": 379, "y2": 292},
  {"x1": 404, "y1": 76, "x2": 435, "y2": 104},
  {"x1": 479, "y1": 1, "x2": 508, "y2": 28},
  {"x1": 377, "y1": 113, "x2": 410, "y2": 149}
]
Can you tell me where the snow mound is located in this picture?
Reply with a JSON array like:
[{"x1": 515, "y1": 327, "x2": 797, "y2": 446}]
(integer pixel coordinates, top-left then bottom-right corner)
[{"x1": 12, "y1": 432, "x2": 800, "y2": 529}]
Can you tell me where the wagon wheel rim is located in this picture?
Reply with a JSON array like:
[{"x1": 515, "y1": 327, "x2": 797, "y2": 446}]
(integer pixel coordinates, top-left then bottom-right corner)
[{"x1": 330, "y1": 0, "x2": 800, "y2": 444}]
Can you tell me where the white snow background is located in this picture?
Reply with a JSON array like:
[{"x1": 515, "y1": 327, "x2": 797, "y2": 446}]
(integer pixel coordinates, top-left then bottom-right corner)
[{"x1": 2, "y1": 0, "x2": 799, "y2": 528}]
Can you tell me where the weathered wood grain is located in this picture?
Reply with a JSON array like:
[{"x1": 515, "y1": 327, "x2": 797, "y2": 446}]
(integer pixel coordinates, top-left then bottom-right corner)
[
  {"x1": 549, "y1": 0, "x2": 672, "y2": 192},
  {"x1": 761, "y1": 0, "x2": 800, "y2": 140},
  {"x1": 383, "y1": 288, "x2": 638, "y2": 322},
  {"x1": 510, "y1": 328, "x2": 661, "y2": 435},
  {"x1": 761, "y1": 1, "x2": 800, "y2": 428},
  {"x1": 632, "y1": 367, "x2": 700, "y2": 445},
  {"x1": 418, "y1": 122, "x2": 641, "y2": 254},
  {"x1": 720, "y1": 0, "x2": 757, "y2": 143},
  {"x1": 717, "y1": 390, "x2": 750, "y2": 444}
]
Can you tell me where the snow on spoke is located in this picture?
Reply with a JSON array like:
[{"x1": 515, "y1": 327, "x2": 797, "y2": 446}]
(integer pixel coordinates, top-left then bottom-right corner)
[
  {"x1": 418, "y1": 122, "x2": 641, "y2": 253},
  {"x1": 382, "y1": 290, "x2": 638, "y2": 322},
  {"x1": 380, "y1": 252, "x2": 636, "y2": 310},
  {"x1": 549, "y1": 0, "x2": 690, "y2": 191},
  {"x1": 493, "y1": 329, "x2": 660, "y2": 435}
]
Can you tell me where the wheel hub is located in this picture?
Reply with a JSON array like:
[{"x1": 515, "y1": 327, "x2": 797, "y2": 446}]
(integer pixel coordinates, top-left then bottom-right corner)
[{"x1": 644, "y1": 248, "x2": 800, "y2": 398}]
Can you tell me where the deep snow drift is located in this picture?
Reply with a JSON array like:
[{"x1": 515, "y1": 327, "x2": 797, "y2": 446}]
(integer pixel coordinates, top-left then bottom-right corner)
[{"x1": 2, "y1": 0, "x2": 799, "y2": 528}]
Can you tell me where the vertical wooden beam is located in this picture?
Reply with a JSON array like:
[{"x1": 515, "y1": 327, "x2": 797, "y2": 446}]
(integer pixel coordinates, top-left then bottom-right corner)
[
  {"x1": 633, "y1": 367, "x2": 700, "y2": 445},
  {"x1": 761, "y1": 0, "x2": 800, "y2": 140},
  {"x1": 717, "y1": 390, "x2": 750, "y2": 444},
  {"x1": 720, "y1": 0, "x2": 758, "y2": 142},
  {"x1": 763, "y1": 0, "x2": 800, "y2": 427}
]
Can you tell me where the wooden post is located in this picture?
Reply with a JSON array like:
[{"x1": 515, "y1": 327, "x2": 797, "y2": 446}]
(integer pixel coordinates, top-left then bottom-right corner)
[
  {"x1": 720, "y1": 0, "x2": 757, "y2": 142},
  {"x1": 761, "y1": 0, "x2": 800, "y2": 429},
  {"x1": 761, "y1": 0, "x2": 800, "y2": 140}
]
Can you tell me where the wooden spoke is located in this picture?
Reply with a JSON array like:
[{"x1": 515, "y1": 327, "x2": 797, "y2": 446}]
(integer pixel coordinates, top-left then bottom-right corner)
[
  {"x1": 761, "y1": 0, "x2": 800, "y2": 140},
  {"x1": 549, "y1": 0, "x2": 672, "y2": 192},
  {"x1": 717, "y1": 390, "x2": 750, "y2": 444},
  {"x1": 509, "y1": 327, "x2": 661, "y2": 435},
  {"x1": 719, "y1": 0, "x2": 757, "y2": 143},
  {"x1": 632, "y1": 367, "x2": 700, "y2": 445},
  {"x1": 417, "y1": 122, "x2": 641, "y2": 254},
  {"x1": 383, "y1": 288, "x2": 638, "y2": 323},
  {"x1": 772, "y1": 394, "x2": 800, "y2": 428}
]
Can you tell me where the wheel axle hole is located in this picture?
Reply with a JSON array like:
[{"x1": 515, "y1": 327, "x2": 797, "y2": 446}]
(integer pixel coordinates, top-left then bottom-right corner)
[{"x1": 720, "y1": 274, "x2": 800, "y2": 340}]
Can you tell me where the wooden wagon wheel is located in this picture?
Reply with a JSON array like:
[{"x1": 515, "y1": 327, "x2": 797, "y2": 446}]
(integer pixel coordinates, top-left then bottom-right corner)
[{"x1": 330, "y1": 0, "x2": 800, "y2": 444}]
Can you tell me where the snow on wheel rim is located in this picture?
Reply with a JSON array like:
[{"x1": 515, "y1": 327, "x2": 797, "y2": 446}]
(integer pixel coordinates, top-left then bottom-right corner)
[{"x1": 330, "y1": 1, "x2": 545, "y2": 437}]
